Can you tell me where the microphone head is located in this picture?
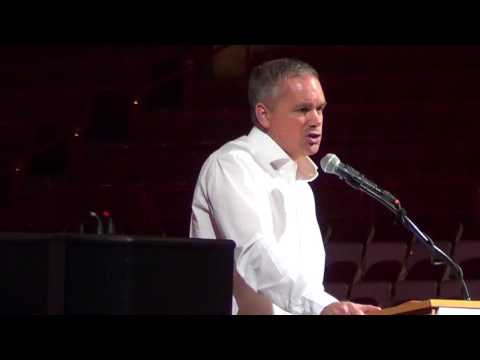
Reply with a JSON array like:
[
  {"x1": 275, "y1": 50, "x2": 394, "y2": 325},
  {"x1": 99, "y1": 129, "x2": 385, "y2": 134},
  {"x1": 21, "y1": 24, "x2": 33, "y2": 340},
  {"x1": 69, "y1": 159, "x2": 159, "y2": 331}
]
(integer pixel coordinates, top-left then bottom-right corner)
[{"x1": 320, "y1": 153, "x2": 340, "y2": 174}]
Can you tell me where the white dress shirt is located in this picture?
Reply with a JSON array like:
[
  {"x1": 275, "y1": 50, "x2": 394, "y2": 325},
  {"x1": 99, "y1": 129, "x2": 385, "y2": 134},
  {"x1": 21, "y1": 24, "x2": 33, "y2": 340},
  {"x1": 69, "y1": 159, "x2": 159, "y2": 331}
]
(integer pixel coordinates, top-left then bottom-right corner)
[{"x1": 189, "y1": 126, "x2": 338, "y2": 315}]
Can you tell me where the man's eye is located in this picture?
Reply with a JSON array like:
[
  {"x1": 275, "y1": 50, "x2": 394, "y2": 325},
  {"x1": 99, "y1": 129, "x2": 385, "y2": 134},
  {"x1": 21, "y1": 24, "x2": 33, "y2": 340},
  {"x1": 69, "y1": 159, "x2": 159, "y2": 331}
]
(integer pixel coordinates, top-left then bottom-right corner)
[{"x1": 298, "y1": 108, "x2": 309, "y2": 113}]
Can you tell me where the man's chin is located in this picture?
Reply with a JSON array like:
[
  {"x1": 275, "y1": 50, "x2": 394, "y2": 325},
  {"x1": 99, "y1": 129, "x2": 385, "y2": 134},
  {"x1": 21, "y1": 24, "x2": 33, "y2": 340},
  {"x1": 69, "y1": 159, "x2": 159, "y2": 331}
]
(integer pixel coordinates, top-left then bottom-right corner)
[{"x1": 306, "y1": 144, "x2": 320, "y2": 156}]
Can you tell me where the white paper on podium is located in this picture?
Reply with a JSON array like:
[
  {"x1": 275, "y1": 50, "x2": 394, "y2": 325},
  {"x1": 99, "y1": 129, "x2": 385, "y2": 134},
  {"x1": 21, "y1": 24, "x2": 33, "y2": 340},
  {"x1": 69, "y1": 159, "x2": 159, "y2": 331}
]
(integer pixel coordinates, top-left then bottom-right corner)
[{"x1": 436, "y1": 307, "x2": 480, "y2": 315}]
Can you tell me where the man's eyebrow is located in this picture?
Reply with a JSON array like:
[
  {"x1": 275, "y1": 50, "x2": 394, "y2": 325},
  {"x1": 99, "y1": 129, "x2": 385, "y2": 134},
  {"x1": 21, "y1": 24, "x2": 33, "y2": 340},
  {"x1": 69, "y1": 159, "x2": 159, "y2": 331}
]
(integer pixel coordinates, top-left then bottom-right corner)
[
  {"x1": 295, "y1": 102, "x2": 314, "y2": 108},
  {"x1": 294, "y1": 101, "x2": 327, "y2": 109}
]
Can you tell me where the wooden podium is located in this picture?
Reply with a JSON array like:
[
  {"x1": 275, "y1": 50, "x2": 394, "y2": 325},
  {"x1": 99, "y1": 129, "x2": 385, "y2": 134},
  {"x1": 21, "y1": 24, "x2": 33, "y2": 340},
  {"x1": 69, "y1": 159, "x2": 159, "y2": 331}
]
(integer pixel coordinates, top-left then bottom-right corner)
[{"x1": 375, "y1": 299, "x2": 480, "y2": 315}]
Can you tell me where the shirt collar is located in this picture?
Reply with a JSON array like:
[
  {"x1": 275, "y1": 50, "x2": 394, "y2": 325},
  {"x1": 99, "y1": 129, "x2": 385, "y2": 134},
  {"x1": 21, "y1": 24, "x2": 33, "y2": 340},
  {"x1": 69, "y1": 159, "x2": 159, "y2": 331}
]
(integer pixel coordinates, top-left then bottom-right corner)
[{"x1": 247, "y1": 126, "x2": 318, "y2": 182}]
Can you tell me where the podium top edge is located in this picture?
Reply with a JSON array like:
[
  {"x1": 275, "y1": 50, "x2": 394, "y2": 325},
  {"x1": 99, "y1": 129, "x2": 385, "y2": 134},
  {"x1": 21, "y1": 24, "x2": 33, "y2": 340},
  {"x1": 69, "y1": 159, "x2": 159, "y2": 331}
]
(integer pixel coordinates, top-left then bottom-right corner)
[
  {"x1": 375, "y1": 299, "x2": 480, "y2": 315},
  {"x1": 0, "y1": 232, "x2": 236, "y2": 248}
]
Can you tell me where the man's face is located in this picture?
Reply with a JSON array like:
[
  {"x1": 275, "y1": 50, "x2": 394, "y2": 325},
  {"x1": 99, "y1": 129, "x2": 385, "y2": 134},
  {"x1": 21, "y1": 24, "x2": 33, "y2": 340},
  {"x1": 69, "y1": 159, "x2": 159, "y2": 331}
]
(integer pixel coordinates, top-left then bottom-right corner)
[{"x1": 258, "y1": 74, "x2": 326, "y2": 161}]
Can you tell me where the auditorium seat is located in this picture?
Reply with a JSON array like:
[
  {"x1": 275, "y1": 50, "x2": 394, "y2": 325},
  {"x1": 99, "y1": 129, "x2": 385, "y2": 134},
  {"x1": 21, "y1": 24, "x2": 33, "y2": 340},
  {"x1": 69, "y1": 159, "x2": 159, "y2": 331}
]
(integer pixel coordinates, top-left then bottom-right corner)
[
  {"x1": 403, "y1": 241, "x2": 452, "y2": 282},
  {"x1": 362, "y1": 242, "x2": 408, "y2": 282},
  {"x1": 324, "y1": 242, "x2": 364, "y2": 284},
  {"x1": 369, "y1": 219, "x2": 414, "y2": 244},
  {"x1": 327, "y1": 219, "x2": 374, "y2": 244},
  {"x1": 391, "y1": 280, "x2": 438, "y2": 306},
  {"x1": 67, "y1": 143, "x2": 209, "y2": 185},
  {"x1": 438, "y1": 280, "x2": 464, "y2": 300},
  {"x1": 350, "y1": 281, "x2": 393, "y2": 307},
  {"x1": 459, "y1": 221, "x2": 480, "y2": 243},
  {"x1": 453, "y1": 241, "x2": 480, "y2": 280}
]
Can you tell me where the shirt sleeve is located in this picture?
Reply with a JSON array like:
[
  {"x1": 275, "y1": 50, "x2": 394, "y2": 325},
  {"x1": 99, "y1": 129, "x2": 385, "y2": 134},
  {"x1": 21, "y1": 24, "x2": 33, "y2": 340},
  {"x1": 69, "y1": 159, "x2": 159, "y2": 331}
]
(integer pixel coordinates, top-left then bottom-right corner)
[{"x1": 203, "y1": 153, "x2": 338, "y2": 315}]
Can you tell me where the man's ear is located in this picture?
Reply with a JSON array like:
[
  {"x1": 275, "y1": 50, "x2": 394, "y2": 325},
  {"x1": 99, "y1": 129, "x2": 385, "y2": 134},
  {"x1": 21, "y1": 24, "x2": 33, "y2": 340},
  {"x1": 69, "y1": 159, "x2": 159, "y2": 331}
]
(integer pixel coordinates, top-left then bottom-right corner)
[{"x1": 255, "y1": 103, "x2": 270, "y2": 130}]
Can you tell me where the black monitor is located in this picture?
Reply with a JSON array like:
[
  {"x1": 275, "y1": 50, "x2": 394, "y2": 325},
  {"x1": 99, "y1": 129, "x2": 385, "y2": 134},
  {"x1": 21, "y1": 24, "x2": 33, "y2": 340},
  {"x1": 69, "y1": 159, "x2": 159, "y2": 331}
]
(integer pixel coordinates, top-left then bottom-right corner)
[{"x1": 0, "y1": 233, "x2": 235, "y2": 315}]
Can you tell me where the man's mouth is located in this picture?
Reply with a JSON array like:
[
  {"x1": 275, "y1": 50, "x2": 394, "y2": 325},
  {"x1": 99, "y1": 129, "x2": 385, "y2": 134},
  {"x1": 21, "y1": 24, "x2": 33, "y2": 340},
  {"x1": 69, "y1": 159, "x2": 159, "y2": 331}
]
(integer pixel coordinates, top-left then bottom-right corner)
[{"x1": 307, "y1": 133, "x2": 322, "y2": 144}]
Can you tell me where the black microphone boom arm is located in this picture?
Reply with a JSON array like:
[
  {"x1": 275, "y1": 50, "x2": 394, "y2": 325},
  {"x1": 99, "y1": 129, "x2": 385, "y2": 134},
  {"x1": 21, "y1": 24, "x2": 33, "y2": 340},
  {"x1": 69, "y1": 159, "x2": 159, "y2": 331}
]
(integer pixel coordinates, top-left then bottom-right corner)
[
  {"x1": 320, "y1": 153, "x2": 470, "y2": 300},
  {"x1": 357, "y1": 180, "x2": 471, "y2": 301}
]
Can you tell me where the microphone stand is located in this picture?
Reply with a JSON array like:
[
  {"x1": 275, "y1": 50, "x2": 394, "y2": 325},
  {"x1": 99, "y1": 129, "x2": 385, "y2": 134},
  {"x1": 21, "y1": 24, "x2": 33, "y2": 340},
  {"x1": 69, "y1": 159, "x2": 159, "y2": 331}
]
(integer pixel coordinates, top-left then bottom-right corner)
[{"x1": 343, "y1": 178, "x2": 471, "y2": 301}]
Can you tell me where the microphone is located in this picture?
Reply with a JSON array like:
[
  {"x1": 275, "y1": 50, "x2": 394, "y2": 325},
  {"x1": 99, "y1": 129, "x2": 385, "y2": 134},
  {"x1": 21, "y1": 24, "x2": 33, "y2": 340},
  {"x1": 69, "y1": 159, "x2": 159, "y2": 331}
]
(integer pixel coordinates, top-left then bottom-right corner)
[
  {"x1": 320, "y1": 153, "x2": 398, "y2": 205},
  {"x1": 89, "y1": 211, "x2": 104, "y2": 235},
  {"x1": 102, "y1": 210, "x2": 115, "y2": 235}
]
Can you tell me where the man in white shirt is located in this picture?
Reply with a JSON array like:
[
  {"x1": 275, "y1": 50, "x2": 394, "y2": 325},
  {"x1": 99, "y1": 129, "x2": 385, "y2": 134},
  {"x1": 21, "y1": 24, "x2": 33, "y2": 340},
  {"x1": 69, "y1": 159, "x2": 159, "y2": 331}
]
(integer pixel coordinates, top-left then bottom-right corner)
[{"x1": 190, "y1": 58, "x2": 381, "y2": 315}]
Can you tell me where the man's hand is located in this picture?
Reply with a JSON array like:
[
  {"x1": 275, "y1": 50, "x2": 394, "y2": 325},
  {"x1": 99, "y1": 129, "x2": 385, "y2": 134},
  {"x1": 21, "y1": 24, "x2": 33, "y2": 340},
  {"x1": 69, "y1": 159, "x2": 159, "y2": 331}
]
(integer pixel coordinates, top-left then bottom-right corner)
[{"x1": 320, "y1": 301, "x2": 382, "y2": 315}]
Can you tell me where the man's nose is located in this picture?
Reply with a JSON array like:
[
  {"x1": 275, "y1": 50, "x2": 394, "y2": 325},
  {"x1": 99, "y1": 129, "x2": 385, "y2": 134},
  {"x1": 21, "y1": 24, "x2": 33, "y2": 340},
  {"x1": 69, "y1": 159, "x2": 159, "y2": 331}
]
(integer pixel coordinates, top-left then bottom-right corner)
[{"x1": 309, "y1": 110, "x2": 323, "y2": 126}]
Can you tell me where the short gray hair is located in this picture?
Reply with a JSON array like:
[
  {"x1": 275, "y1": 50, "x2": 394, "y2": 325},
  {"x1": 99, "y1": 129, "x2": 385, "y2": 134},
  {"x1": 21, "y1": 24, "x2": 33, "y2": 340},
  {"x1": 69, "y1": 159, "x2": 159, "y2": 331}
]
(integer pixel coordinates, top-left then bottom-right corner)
[{"x1": 248, "y1": 58, "x2": 319, "y2": 125}]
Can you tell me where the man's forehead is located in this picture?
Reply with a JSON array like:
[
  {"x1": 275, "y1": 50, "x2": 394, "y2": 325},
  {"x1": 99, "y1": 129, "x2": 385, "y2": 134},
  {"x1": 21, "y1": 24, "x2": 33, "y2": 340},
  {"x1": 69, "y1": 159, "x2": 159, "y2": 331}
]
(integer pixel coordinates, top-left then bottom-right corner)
[
  {"x1": 278, "y1": 74, "x2": 324, "y2": 101},
  {"x1": 282, "y1": 74, "x2": 321, "y2": 90}
]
